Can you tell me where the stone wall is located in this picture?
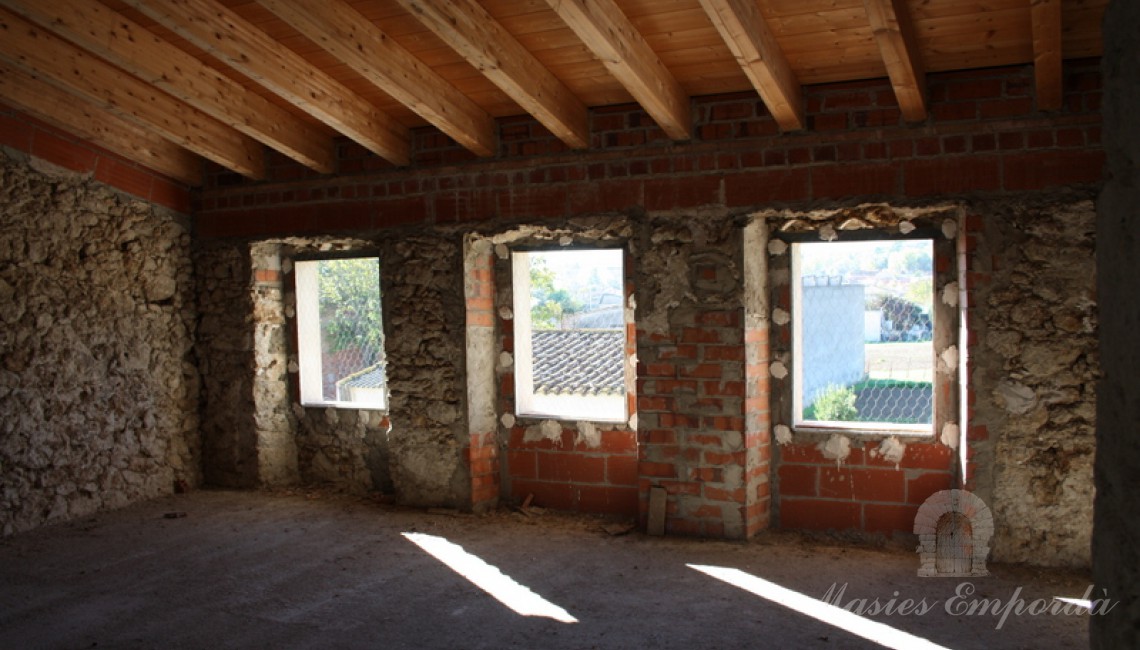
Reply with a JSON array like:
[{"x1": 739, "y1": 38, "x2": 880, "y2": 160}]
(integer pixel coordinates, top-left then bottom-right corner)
[
  {"x1": 966, "y1": 196, "x2": 1098, "y2": 567},
  {"x1": 195, "y1": 241, "x2": 257, "y2": 487},
  {"x1": 0, "y1": 150, "x2": 199, "y2": 535},
  {"x1": 194, "y1": 232, "x2": 470, "y2": 504}
]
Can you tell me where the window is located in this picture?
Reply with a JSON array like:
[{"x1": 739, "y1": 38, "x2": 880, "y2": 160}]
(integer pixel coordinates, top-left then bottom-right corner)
[
  {"x1": 511, "y1": 248, "x2": 628, "y2": 422},
  {"x1": 294, "y1": 256, "x2": 386, "y2": 409},
  {"x1": 791, "y1": 239, "x2": 934, "y2": 433}
]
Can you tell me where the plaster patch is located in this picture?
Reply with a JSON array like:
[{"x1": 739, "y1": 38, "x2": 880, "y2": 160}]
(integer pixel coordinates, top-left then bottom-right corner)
[
  {"x1": 878, "y1": 436, "x2": 907, "y2": 469},
  {"x1": 819, "y1": 224, "x2": 838, "y2": 241},
  {"x1": 772, "y1": 308, "x2": 790, "y2": 326},
  {"x1": 995, "y1": 381, "x2": 1037, "y2": 415},
  {"x1": 941, "y1": 282, "x2": 960, "y2": 307},
  {"x1": 820, "y1": 434, "x2": 851, "y2": 466},
  {"x1": 938, "y1": 346, "x2": 959, "y2": 375},
  {"x1": 774, "y1": 424, "x2": 792, "y2": 444},
  {"x1": 524, "y1": 419, "x2": 565, "y2": 445},
  {"x1": 767, "y1": 239, "x2": 788, "y2": 256},
  {"x1": 942, "y1": 220, "x2": 959, "y2": 239},
  {"x1": 575, "y1": 421, "x2": 601, "y2": 448},
  {"x1": 494, "y1": 243, "x2": 509, "y2": 259},
  {"x1": 899, "y1": 221, "x2": 916, "y2": 234},
  {"x1": 769, "y1": 361, "x2": 788, "y2": 379},
  {"x1": 941, "y1": 423, "x2": 960, "y2": 449},
  {"x1": 628, "y1": 413, "x2": 638, "y2": 430},
  {"x1": 559, "y1": 236, "x2": 573, "y2": 246},
  {"x1": 287, "y1": 360, "x2": 298, "y2": 373},
  {"x1": 498, "y1": 306, "x2": 513, "y2": 320},
  {"x1": 839, "y1": 218, "x2": 868, "y2": 230},
  {"x1": 500, "y1": 413, "x2": 516, "y2": 429},
  {"x1": 499, "y1": 351, "x2": 513, "y2": 368},
  {"x1": 281, "y1": 258, "x2": 293, "y2": 274}
]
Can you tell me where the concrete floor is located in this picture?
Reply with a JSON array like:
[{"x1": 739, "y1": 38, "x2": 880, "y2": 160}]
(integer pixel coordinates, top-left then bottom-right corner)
[{"x1": 0, "y1": 490, "x2": 1093, "y2": 649}]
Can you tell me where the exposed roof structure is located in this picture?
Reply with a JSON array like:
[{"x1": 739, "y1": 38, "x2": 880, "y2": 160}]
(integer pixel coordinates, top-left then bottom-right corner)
[
  {"x1": 0, "y1": 0, "x2": 1107, "y2": 186},
  {"x1": 532, "y1": 329, "x2": 625, "y2": 396}
]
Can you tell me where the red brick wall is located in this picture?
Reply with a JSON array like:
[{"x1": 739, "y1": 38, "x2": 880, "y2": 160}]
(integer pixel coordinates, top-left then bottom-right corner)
[
  {"x1": 0, "y1": 103, "x2": 192, "y2": 213},
  {"x1": 505, "y1": 425, "x2": 639, "y2": 515},
  {"x1": 778, "y1": 442, "x2": 955, "y2": 536},
  {"x1": 195, "y1": 62, "x2": 1102, "y2": 238}
]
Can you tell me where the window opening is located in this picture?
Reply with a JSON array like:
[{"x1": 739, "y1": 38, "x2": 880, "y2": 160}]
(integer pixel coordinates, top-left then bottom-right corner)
[
  {"x1": 792, "y1": 239, "x2": 933, "y2": 432},
  {"x1": 511, "y1": 249, "x2": 627, "y2": 422},
  {"x1": 295, "y1": 256, "x2": 386, "y2": 409}
]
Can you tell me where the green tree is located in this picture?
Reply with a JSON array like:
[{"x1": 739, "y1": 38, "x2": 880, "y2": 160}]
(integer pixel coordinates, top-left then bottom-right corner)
[
  {"x1": 529, "y1": 257, "x2": 582, "y2": 329},
  {"x1": 318, "y1": 257, "x2": 382, "y2": 361}
]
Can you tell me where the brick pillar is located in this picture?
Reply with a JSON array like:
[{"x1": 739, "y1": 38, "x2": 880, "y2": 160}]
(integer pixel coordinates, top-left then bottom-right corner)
[
  {"x1": 464, "y1": 236, "x2": 500, "y2": 511},
  {"x1": 635, "y1": 223, "x2": 751, "y2": 538},
  {"x1": 742, "y1": 220, "x2": 772, "y2": 536}
]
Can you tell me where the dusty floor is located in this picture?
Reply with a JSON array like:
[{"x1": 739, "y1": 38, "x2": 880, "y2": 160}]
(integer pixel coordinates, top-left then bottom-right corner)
[{"x1": 0, "y1": 490, "x2": 1094, "y2": 650}]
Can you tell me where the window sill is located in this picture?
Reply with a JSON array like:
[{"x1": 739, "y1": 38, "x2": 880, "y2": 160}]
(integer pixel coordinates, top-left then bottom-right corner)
[
  {"x1": 791, "y1": 423, "x2": 934, "y2": 440},
  {"x1": 300, "y1": 401, "x2": 388, "y2": 412}
]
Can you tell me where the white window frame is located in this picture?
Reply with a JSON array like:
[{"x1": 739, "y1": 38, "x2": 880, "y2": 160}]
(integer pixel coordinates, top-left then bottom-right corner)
[
  {"x1": 790, "y1": 238, "x2": 936, "y2": 436},
  {"x1": 295, "y1": 256, "x2": 387, "y2": 410},
  {"x1": 511, "y1": 249, "x2": 628, "y2": 423}
]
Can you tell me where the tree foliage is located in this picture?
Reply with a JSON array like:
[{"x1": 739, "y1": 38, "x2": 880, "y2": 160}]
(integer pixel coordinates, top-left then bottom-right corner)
[
  {"x1": 318, "y1": 257, "x2": 383, "y2": 360},
  {"x1": 809, "y1": 384, "x2": 859, "y2": 422},
  {"x1": 529, "y1": 257, "x2": 582, "y2": 330}
]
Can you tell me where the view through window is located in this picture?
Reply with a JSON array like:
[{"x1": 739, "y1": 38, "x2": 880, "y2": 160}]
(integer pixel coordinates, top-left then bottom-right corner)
[
  {"x1": 511, "y1": 248, "x2": 627, "y2": 421},
  {"x1": 295, "y1": 256, "x2": 386, "y2": 409},
  {"x1": 792, "y1": 239, "x2": 933, "y2": 431}
]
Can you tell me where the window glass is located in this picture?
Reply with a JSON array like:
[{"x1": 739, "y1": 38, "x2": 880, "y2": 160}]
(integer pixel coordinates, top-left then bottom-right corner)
[
  {"x1": 792, "y1": 240, "x2": 933, "y2": 431},
  {"x1": 295, "y1": 257, "x2": 386, "y2": 409}
]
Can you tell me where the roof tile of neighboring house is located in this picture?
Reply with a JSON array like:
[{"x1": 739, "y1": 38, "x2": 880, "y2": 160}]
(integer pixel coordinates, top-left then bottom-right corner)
[{"x1": 532, "y1": 329, "x2": 624, "y2": 396}]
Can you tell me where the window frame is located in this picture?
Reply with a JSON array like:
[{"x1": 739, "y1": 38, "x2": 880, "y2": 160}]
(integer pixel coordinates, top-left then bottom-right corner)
[
  {"x1": 509, "y1": 246, "x2": 630, "y2": 423},
  {"x1": 292, "y1": 251, "x2": 388, "y2": 411},
  {"x1": 774, "y1": 228, "x2": 957, "y2": 439}
]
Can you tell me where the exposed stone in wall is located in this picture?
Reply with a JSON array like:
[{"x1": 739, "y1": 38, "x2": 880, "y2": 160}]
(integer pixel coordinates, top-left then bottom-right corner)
[
  {"x1": 276, "y1": 237, "x2": 385, "y2": 494},
  {"x1": 0, "y1": 150, "x2": 199, "y2": 535},
  {"x1": 380, "y1": 234, "x2": 469, "y2": 506},
  {"x1": 194, "y1": 241, "x2": 257, "y2": 487},
  {"x1": 250, "y1": 242, "x2": 298, "y2": 486},
  {"x1": 968, "y1": 196, "x2": 1098, "y2": 567}
]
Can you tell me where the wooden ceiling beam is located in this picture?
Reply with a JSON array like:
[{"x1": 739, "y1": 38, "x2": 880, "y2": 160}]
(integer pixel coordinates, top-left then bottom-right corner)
[
  {"x1": 0, "y1": 0, "x2": 334, "y2": 174},
  {"x1": 698, "y1": 0, "x2": 804, "y2": 131},
  {"x1": 397, "y1": 0, "x2": 588, "y2": 149},
  {"x1": 0, "y1": 8, "x2": 265, "y2": 178},
  {"x1": 543, "y1": 0, "x2": 692, "y2": 140},
  {"x1": 0, "y1": 62, "x2": 203, "y2": 185},
  {"x1": 1031, "y1": 0, "x2": 1063, "y2": 110},
  {"x1": 122, "y1": 0, "x2": 411, "y2": 166},
  {"x1": 863, "y1": 0, "x2": 927, "y2": 122},
  {"x1": 260, "y1": 0, "x2": 497, "y2": 157}
]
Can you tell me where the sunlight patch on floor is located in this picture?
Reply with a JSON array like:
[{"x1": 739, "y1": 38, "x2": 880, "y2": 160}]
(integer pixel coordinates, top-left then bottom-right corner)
[
  {"x1": 403, "y1": 532, "x2": 578, "y2": 623},
  {"x1": 688, "y1": 564, "x2": 953, "y2": 650}
]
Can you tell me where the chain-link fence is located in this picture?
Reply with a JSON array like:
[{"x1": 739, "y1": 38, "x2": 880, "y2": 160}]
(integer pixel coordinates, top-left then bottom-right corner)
[
  {"x1": 315, "y1": 258, "x2": 385, "y2": 405},
  {"x1": 797, "y1": 240, "x2": 933, "y2": 426}
]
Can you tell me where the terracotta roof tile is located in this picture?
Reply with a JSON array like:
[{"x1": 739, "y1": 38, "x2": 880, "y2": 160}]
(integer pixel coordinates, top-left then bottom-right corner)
[{"x1": 532, "y1": 329, "x2": 624, "y2": 396}]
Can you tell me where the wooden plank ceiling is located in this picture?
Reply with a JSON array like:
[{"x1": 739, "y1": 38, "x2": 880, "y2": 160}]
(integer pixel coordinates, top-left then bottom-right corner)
[{"x1": 0, "y1": 0, "x2": 1107, "y2": 185}]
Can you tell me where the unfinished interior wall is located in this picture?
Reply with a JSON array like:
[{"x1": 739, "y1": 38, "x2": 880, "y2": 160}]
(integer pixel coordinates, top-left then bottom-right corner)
[
  {"x1": 965, "y1": 197, "x2": 1097, "y2": 567},
  {"x1": 765, "y1": 206, "x2": 962, "y2": 540},
  {"x1": 195, "y1": 232, "x2": 470, "y2": 504},
  {"x1": 484, "y1": 221, "x2": 639, "y2": 516},
  {"x1": 0, "y1": 150, "x2": 199, "y2": 535},
  {"x1": 189, "y1": 62, "x2": 1103, "y2": 553},
  {"x1": 634, "y1": 214, "x2": 765, "y2": 537}
]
